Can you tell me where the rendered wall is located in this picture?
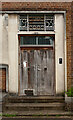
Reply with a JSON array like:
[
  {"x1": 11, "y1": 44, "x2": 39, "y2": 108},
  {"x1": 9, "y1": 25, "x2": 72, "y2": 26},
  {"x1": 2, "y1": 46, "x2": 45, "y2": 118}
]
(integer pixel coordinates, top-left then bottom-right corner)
[
  {"x1": 55, "y1": 14, "x2": 65, "y2": 94},
  {"x1": 7, "y1": 14, "x2": 65, "y2": 94},
  {"x1": 8, "y1": 14, "x2": 18, "y2": 93},
  {"x1": 0, "y1": 14, "x2": 8, "y2": 65},
  {"x1": 0, "y1": 14, "x2": 2, "y2": 64},
  {"x1": 1, "y1": 2, "x2": 72, "y2": 91},
  {"x1": 1, "y1": 13, "x2": 65, "y2": 94}
]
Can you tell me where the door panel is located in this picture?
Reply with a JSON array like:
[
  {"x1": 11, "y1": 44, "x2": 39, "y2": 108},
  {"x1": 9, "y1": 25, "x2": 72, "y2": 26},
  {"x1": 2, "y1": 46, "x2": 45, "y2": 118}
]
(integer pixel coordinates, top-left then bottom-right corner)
[
  {"x1": 28, "y1": 50, "x2": 38, "y2": 95},
  {"x1": 37, "y1": 49, "x2": 54, "y2": 95},
  {"x1": 20, "y1": 48, "x2": 54, "y2": 95},
  {"x1": 20, "y1": 51, "x2": 28, "y2": 94}
]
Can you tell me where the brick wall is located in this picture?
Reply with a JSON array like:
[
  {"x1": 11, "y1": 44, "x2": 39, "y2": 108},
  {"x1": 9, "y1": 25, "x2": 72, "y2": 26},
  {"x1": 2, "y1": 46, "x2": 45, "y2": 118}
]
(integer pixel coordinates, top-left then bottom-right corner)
[
  {"x1": 0, "y1": 68, "x2": 6, "y2": 91},
  {"x1": 1, "y1": 2, "x2": 73, "y2": 90},
  {"x1": 71, "y1": 1, "x2": 73, "y2": 87}
]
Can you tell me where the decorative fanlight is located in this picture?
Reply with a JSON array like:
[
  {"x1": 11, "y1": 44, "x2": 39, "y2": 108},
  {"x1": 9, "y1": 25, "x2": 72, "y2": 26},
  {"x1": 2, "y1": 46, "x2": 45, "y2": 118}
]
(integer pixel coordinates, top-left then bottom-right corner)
[{"x1": 19, "y1": 14, "x2": 54, "y2": 31}]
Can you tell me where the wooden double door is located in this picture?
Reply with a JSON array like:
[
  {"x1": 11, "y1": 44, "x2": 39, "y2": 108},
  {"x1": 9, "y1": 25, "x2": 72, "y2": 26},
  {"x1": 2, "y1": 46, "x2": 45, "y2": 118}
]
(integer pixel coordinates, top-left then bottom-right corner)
[{"x1": 20, "y1": 47, "x2": 54, "y2": 96}]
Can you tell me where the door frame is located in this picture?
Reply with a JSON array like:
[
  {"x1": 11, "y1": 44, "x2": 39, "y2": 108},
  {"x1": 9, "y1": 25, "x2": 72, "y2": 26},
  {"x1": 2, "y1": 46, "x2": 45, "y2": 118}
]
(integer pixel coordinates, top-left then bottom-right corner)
[{"x1": 18, "y1": 34, "x2": 56, "y2": 96}]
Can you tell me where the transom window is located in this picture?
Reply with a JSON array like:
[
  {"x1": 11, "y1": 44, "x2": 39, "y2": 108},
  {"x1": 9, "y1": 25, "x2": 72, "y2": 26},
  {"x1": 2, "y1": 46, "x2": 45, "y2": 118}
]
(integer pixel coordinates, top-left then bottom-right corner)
[
  {"x1": 20, "y1": 36, "x2": 54, "y2": 46},
  {"x1": 19, "y1": 14, "x2": 54, "y2": 31}
]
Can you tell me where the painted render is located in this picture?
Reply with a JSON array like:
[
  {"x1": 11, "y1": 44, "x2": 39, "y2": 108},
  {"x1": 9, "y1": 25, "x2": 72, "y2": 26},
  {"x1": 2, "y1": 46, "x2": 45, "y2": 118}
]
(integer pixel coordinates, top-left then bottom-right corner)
[{"x1": 0, "y1": 13, "x2": 65, "y2": 94}]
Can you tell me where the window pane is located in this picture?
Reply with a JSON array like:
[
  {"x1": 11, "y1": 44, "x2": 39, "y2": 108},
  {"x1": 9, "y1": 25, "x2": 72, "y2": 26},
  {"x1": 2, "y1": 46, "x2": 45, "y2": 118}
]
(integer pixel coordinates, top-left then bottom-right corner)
[
  {"x1": 29, "y1": 14, "x2": 44, "y2": 31},
  {"x1": 19, "y1": 15, "x2": 27, "y2": 31},
  {"x1": 38, "y1": 36, "x2": 54, "y2": 45},
  {"x1": 45, "y1": 15, "x2": 54, "y2": 31},
  {"x1": 19, "y1": 14, "x2": 54, "y2": 31},
  {"x1": 20, "y1": 36, "x2": 36, "y2": 45},
  {"x1": 20, "y1": 36, "x2": 54, "y2": 45}
]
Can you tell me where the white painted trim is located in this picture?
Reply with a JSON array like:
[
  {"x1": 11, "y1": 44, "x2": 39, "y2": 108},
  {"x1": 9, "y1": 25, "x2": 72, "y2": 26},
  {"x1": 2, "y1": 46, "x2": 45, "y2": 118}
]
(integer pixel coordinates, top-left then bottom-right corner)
[
  {"x1": 44, "y1": 14, "x2": 46, "y2": 31},
  {"x1": 8, "y1": 14, "x2": 18, "y2": 93},
  {"x1": 0, "y1": 11, "x2": 66, "y2": 14},
  {"x1": 1, "y1": 0, "x2": 72, "y2": 2},
  {"x1": 20, "y1": 45, "x2": 53, "y2": 47},
  {"x1": 0, "y1": 64, "x2": 8, "y2": 92},
  {"x1": 27, "y1": 14, "x2": 29, "y2": 31},
  {"x1": 17, "y1": 31, "x2": 55, "y2": 34},
  {"x1": 55, "y1": 14, "x2": 66, "y2": 94},
  {"x1": 64, "y1": 12, "x2": 67, "y2": 96}
]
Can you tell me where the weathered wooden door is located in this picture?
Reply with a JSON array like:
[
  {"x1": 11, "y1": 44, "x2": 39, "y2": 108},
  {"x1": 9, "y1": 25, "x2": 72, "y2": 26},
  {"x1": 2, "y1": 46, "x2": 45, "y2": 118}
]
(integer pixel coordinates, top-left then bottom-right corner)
[
  {"x1": 20, "y1": 48, "x2": 54, "y2": 95},
  {"x1": 0, "y1": 68, "x2": 6, "y2": 92}
]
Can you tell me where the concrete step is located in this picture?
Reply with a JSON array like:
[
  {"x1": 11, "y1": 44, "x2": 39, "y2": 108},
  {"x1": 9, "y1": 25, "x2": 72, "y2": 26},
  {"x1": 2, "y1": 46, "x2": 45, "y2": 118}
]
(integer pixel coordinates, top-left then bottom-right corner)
[
  {"x1": 5, "y1": 102, "x2": 65, "y2": 111},
  {"x1": 3, "y1": 110, "x2": 73, "y2": 116},
  {"x1": 0, "y1": 102, "x2": 2, "y2": 112},
  {"x1": 6, "y1": 96, "x2": 65, "y2": 103}
]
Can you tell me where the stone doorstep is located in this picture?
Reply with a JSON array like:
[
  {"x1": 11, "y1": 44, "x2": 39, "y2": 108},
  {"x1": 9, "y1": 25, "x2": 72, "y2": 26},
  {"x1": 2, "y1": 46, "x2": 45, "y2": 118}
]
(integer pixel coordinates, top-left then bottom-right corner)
[
  {"x1": 2, "y1": 110, "x2": 73, "y2": 116},
  {"x1": 4, "y1": 102, "x2": 65, "y2": 111},
  {"x1": 4, "y1": 96, "x2": 65, "y2": 103},
  {"x1": 5, "y1": 102, "x2": 65, "y2": 107},
  {"x1": 3, "y1": 95, "x2": 68, "y2": 117},
  {"x1": 7, "y1": 96, "x2": 65, "y2": 99}
]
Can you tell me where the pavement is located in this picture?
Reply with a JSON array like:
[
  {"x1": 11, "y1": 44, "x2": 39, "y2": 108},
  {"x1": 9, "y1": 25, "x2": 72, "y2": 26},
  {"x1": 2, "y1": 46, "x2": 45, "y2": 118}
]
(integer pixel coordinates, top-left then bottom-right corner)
[
  {"x1": 0, "y1": 92, "x2": 7, "y2": 120},
  {"x1": 1, "y1": 116, "x2": 73, "y2": 120},
  {"x1": 0, "y1": 92, "x2": 7, "y2": 114}
]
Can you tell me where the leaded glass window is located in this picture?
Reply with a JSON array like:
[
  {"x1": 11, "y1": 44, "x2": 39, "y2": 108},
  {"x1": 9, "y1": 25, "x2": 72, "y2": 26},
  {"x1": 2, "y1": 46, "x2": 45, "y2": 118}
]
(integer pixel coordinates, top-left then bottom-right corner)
[
  {"x1": 19, "y1": 15, "x2": 27, "y2": 31},
  {"x1": 19, "y1": 14, "x2": 54, "y2": 31},
  {"x1": 45, "y1": 15, "x2": 54, "y2": 31},
  {"x1": 29, "y1": 14, "x2": 44, "y2": 31}
]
